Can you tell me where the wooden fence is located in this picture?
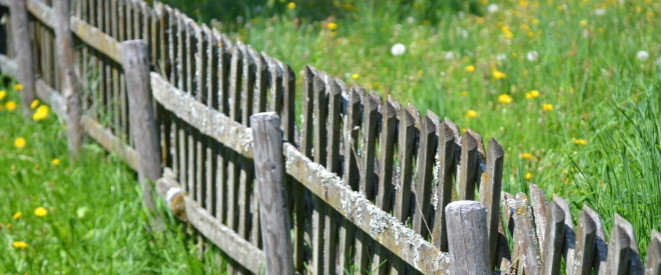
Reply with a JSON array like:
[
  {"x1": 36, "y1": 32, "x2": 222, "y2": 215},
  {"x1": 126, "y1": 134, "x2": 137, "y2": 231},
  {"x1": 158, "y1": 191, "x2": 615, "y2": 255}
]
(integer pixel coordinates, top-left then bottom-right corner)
[{"x1": 0, "y1": 0, "x2": 659, "y2": 274}]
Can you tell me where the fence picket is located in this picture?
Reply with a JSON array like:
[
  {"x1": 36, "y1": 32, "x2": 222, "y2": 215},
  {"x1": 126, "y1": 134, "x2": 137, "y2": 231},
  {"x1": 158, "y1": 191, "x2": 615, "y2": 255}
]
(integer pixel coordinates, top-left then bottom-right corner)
[
  {"x1": 393, "y1": 104, "x2": 419, "y2": 223},
  {"x1": 530, "y1": 184, "x2": 549, "y2": 253},
  {"x1": 375, "y1": 96, "x2": 399, "y2": 212},
  {"x1": 553, "y1": 195, "x2": 577, "y2": 275},
  {"x1": 646, "y1": 230, "x2": 661, "y2": 275},
  {"x1": 607, "y1": 214, "x2": 644, "y2": 274},
  {"x1": 360, "y1": 90, "x2": 380, "y2": 200},
  {"x1": 572, "y1": 205, "x2": 598, "y2": 275},
  {"x1": 431, "y1": 118, "x2": 460, "y2": 252},
  {"x1": 541, "y1": 201, "x2": 565, "y2": 275},
  {"x1": 412, "y1": 110, "x2": 438, "y2": 238},
  {"x1": 512, "y1": 193, "x2": 540, "y2": 275}
]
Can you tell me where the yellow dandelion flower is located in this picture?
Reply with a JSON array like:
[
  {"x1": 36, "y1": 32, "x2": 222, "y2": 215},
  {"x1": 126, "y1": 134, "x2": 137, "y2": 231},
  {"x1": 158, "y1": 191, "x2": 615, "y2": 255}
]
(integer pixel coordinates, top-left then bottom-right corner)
[
  {"x1": 30, "y1": 99, "x2": 40, "y2": 109},
  {"x1": 520, "y1": 153, "x2": 534, "y2": 159},
  {"x1": 532, "y1": 18, "x2": 540, "y2": 25},
  {"x1": 465, "y1": 65, "x2": 476, "y2": 73},
  {"x1": 327, "y1": 22, "x2": 338, "y2": 31},
  {"x1": 461, "y1": 91, "x2": 468, "y2": 96},
  {"x1": 32, "y1": 105, "x2": 50, "y2": 121},
  {"x1": 579, "y1": 20, "x2": 587, "y2": 27},
  {"x1": 525, "y1": 90, "x2": 540, "y2": 99},
  {"x1": 466, "y1": 109, "x2": 478, "y2": 118},
  {"x1": 14, "y1": 137, "x2": 26, "y2": 149},
  {"x1": 0, "y1": 90, "x2": 6, "y2": 100},
  {"x1": 6, "y1": 100, "x2": 16, "y2": 112},
  {"x1": 528, "y1": 31, "x2": 535, "y2": 38},
  {"x1": 52, "y1": 159, "x2": 61, "y2": 166},
  {"x1": 572, "y1": 138, "x2": 588, "y2": 145},
  {"x1": 492, "y1": 70, "x2": 507, "y2": 79},
  {"x1": 351, "y1": 73, "x2": 359, "y2": 80},
  {"x1": 521, "y1": 24, "x2": 531, "y2": 31},
  {"x1": 542, "y1": 103, "x2": 554, "y2": 111},
  {"x1": 498, "y1": 94, "x2": 513, "y2": 104},
  {"x1": 287, "y1": 2, "x2": 296, "y2": 9},
  {"x1": 34, "y1": 206, "x2": 48, "y2": 217},
  {"x1": 476, "y1": 17, "x2": 484, "y2": 24},
  {"x1": 13, "y1": 212, "x2": 22, "y2": 220},
  {"x1": 412, "y1": 3, "x2": 420, "y2": 8},
  {"x1": 12, "y1": 241, "x2": 27, "y2": 249},
  {"x1": 524, "y1": 172, "x2": 533, "y2": 180},
  {"x1": 34, "y1": 164, "x2": 40, "y2": 170},
  {"x1": 14, "y1": 84, "x2": 23, "y2": 91}
]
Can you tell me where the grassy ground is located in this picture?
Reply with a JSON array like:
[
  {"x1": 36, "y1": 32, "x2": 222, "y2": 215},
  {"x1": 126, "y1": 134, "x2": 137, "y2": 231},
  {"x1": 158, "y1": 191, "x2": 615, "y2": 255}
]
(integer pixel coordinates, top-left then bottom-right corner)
[
  {"x1": 161, "y1": 0, "x2": 661, "y2": 253},
  {"x1": 0, "y1": 79, "x2": 224, "y2": 274}
]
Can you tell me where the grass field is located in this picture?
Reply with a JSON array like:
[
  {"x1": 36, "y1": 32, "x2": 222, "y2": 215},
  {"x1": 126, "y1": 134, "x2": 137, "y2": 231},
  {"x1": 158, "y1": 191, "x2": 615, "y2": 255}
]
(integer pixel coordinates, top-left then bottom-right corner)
[
  {"x1": 0, "y1": 79, "x2": 224, "y2": 273},
  {"x1": 160, "y1": 0, "x2": 661, "y2": 253}
]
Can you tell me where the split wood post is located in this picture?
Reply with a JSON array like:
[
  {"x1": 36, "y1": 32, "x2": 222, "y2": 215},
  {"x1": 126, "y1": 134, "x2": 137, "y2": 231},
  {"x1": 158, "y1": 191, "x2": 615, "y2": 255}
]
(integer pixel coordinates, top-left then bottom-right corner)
[
  {"x1": 54, "y1": 0, "x2": 83, "y2": 158},
  {"x1": 251, "y1": 112, "x2": 294, "y2": 275},
  {"x1": 120, "y1": 40, "x2": 161, "y2": 221},
  {"x1": 9, "y1": 0, "x2": 36, "y2": 115},
  {"x1": 446, "y1": 201, "x2": 491, "y2": 275}
]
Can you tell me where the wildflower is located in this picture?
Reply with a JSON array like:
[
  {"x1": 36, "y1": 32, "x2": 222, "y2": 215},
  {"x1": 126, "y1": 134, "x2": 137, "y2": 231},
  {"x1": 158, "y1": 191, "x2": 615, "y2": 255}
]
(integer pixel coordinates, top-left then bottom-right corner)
[
  {"x1": 579, "y1": 20, "x2": 588, "y2": 27},
  {"x1": 524, "y1": 172, "x2": 532, "y2": 180},
  {"x1": 287, "y1": 2, "x2": 296, "y2": 9},
  {"x1": 520, "y1": 153, "x2": 534, "y2": 159},
  {"x1": 595, "y1": 8, "x2": 605, "y2": 16},
  {"x1": 476, "y1": 17, "x2": 484, "y2": 23},
  {"x1": 492, "y1": 70, "x2": 507, "y2": 79},
  {"x1": 636, "y1": 50, "x2": 649, "y2": 61},
  {"x1": 13, "y1": 212, "x2": 22, "y2": 220},
  {"x1": 0, "y1": 90, "x2": 6, "y2": 100},
  {"x1": 466, "y1": 109, "x2": 478, "y2": 118},
  {"x1": 443, "y1": 51, "x2": 455, "y2": 60},
  {"x1": 6, "y1": 100, "x2": 16, "y2": 112},
  {"x1": 52, "y1": 159, "x2": 61, "y2": 166},
  {"x1": 526, "y1": 51, "x2": 539, "y2": 62},
  {"x1": 14, "y1": 137, "x2": 26, "y2": 149},
  {"x1": 327, "y1": 22, "x2": 338, "y2": 31},
  {"x1": 14, "y1": 84, "x2": 23, "y2": 91},
  {"x1": 6, "y1": 223, "x2": 12, "y2": 229},
  {"x1": 12, "y1": 241, "x2": 27, "y2": 249},
  {"x1": 32, "y1": 105, "x2": 50, "y2": 121},
  {"x1": 30, "y1": 99, "x2": 39, "y2": 109},
  {"x1": 572, "y1": 138, "x2": 588, "y2": 145},
  {"x1": 351, "y1": 73, "x2": 359, "y2": 80},
  {"x1": 487, "y1": 4, "x2": 499, "y2": 13},
  {"x1": 34, "y1": 207, "x2": 48, "y2": 217},
  {"x1": 525, "y1": 90, "x2": 540, "y2": 99},
  {"x1": 501, "y1": 26, "x2": 513, "y2": 39},
  {"x1": 496, "y1": 54, "x2": 507, "y2": 61},
  {"x1": 461, "y1": 91, "x2": 468, "y2": 96},
  {"x1": 532, "y1": 18, "x2": 540, "y2": 25},
  {"x1": 542, "y1": 103, "x2": 554, "y2": 111},
  {"x1": 498, "y1": 94, "x2": 513, "y2": 104},
  {"x1": 390, "y1": 43, "x2": 406, "y2": 56}
]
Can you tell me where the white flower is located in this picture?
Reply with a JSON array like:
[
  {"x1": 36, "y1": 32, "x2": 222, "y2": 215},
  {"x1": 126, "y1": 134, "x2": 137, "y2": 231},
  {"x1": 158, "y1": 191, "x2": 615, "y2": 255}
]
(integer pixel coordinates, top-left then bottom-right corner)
[
  {"x1": 496, "y1": 53, "x2": 507, "y2": 61},
  {"x1": 487, "y1": 4, "x2": 499, "y2": 13},
  {"x1": 636, "y1": 50, "x2": 649, "y2": 61},
  {"x1": 526, "y1": 51, "x2": 539, "y2": 62},
  {"x1": 444, "y1": 51, "x2": 455, "y2": 60},
  {"x1": 391, "y1": 43, "x2": 406, "y2": 56},
  {"x1": 594, "y1": 8, "x2": 606, "y2": 16},
  {"x1": 406, "y1": 16, "x2": 415, "y2": 24}
]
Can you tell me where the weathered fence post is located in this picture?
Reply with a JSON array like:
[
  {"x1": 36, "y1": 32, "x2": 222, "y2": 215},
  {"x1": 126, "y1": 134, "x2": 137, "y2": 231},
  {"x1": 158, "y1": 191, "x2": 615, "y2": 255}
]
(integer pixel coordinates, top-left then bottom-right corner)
[
  {"x1": 251, "y1": 112, "x2": 294, "y2": 275},
  {"x1": 9, "y1": 0, "x2": 36, "y2": 115},
  {"x1": 54, "y1": 0, "x2": 83, "y2": 158},
  {"x1": 120, "y1": 40, "x2": 161, "y2": 219},
  {"x1": 446, "y1": 200, "x2": 491, "y2": 275}
]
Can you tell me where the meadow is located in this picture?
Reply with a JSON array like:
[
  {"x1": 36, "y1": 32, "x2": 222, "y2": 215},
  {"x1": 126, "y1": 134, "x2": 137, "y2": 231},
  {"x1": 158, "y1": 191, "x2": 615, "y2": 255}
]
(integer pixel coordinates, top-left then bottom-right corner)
[{"x1": 159, "y1": 0, "x2": 661, "y2": 253}]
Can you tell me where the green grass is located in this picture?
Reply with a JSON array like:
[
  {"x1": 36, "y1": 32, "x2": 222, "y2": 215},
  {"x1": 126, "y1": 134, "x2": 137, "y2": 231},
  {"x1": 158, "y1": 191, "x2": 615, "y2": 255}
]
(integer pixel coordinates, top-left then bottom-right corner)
[
  {"x1": 0, "y1": 79, "x2": 225, "y2": 274},
  {"x1": 160, "y1": 0, "x2": 661, "y2": 253}
]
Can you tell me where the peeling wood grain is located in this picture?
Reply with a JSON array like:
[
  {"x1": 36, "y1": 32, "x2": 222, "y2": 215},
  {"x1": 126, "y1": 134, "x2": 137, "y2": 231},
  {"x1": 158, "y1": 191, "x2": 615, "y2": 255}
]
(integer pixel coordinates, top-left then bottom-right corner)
[{"x1": 70, "y1": 15, "x2": 122, "y2": 64}]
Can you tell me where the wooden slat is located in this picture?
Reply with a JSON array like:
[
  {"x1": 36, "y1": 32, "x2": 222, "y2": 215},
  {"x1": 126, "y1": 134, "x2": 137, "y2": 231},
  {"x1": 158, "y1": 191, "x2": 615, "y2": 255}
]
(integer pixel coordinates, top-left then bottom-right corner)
[
  {"x1": 572, "y1": 205, "x2": 598, "y2": 275},
  {"x1": 312, "y1": 197, "x2": 326, "y2": 275},
  {"x1": 529, "y1": 184, "x2": 549, "y2": 253},
  {"x1": 360, "y1": 90, "x2": 380, "y2": 200},
  {"x1": 26, "y1": 0, "x2": 54, "y2": 28},
  {"x1": 325, "y1": 77, "x2": 342, "y2": 174},
  {"x1": 646, "y1": 230, "x2": 661, "y2": 275},
  {"x1": 540, "y1": 201, "x2": 565, "y2": 275},
  {"x1": 512, "y1": 193, "x2": 540, "y2": 275},
  {"x1": 412, "y1": 110, "x2": 438, "y2": 238},
  {"x1": 606, "y1": 214, "x2": 643, "y2": 274},
  {"x1": 553, "y1": 195, "x2": 577, "y2": 275},
  {"x1": 253, "y1": 51, "x2": 267, "y2": 114},
  {"x1": 457, "y1": 129, "x2": 479, "y2": 200},
  {"x1": 393, "y1": 104, "x2": 419, "y2": 223},
  {"x1": 431, "y1": 118, "x2": 459, "y2": 252},
  {"x1": 0, "y1": 54, "x2": 17, "y2": 78},
  {"x1": 300, "y1": 65, "x2": 315, "y2": 158},
  {"x1": 313, "y1": 70, "x2": 328, "y2": 165},
  {"x1": 375, "y1": 96, "x2": 399, "y2": 212},
  {"x1": 282, "y1": 64, "x2": 296, "y2": 144},
  {"x1": 479, "y1": 138, "x2": 504, "y2": 267},
  {"x1": 81, "y1": 115, "x2": 138, "y2": 171},
  {"x1": 70, "y1": 16, "x2": 122, "y2": 64}
]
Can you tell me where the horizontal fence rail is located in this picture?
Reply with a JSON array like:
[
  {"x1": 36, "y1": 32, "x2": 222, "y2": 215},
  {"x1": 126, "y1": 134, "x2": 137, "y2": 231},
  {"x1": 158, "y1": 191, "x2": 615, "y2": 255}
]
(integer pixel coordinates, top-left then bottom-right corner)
[{"x1": 1, "y1": 0, "x2": 660, "y2": 274}]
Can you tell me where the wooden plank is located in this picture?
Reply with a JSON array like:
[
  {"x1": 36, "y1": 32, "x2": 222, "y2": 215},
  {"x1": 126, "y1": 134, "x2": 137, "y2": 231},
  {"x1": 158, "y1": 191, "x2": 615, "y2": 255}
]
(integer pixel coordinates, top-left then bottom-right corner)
[
  {"x1": 313, "y1": 70, "x2": 328, "y2": 166},
  {"x1": 300, "y1": 65, "x2": 315, "y2": 158},
  {"x1": 81, "y1": 114, "x2": 138, "y2": 171},
  {"x1": 0, "y1": 53, "x2": 18, "y2": 79},
  {"x1": 478, "y1": 138, "x2": 504, "y2": 267},
  {"x1": 343, "y1": 87, "x2": 361, "y2": 190},
  {"x1": 393, "y1": 104, "x2": 419, "y2": 223},
  {"x1": 283, "y1": 143, "x2": 451, "y2": 274},
  {"x1": 553, "y1": 195, "x2": 577, "y2": 275},
  {"x1": 375, "y1": 96, "x2": 399, "y2": 212},
  {"x1": 540, "y1": 201, "x2": 565, "y2": 275},
  {"x1": 70, "y1": 16, "x2": 122, "y2": 64},
  {"x1": 26, "y1": 0, "x2": 54, "y2": 29},
  {"x1": 253, "y1": 51, "x2": 267, "y2": 114},
  {"x1": 529, "y1": 184, "x2": 549, "y2": 254},
  {"x1": 282, "y1": 64, "x2": 295, "y2": 144},
  {"x1": 9, "y1": 0, "x2": 37, "y2": 114},
  {"x1": 646, "y1": 230, "x2": 661, "y2": 275},
  {"x1": 606, "y1": 214, "x2": 643, "y2": 274},
  {"x1": 311, "y1": 196, "x2": 326, "y2": 275},
  {"x1": 150, "y1": 73, "x2": 254, "y2": 158},
  {"x1": 431, "y1": 118, "x2": 459, "y2": 252},
  {"x1": 457, "y1": 129, "x2": 479, "y2": 200},
  {"x1": 360, "y1": 90, "x2": 380, "y2": 200},
  {"x1": 412, "y1": 110, "x2": 438, "y2": 239},
  {"x1": 325, "y1": 77, "x2": 342, "y2": 174},
  {"x1": 446, "y1": 201, "x2": 491, "y2": 275},
  {"x1": 512, "y1": 193, "x2": 540, "y2": 275},
  {"x1": 572, "y1": 205, "x2": 598, "y2": 275}
]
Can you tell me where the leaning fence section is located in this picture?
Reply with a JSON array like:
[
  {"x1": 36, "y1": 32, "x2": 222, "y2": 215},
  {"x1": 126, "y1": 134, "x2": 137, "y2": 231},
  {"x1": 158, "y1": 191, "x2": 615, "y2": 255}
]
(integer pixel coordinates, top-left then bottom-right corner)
[{"x1": 0, "y1": 0, "x2": 660, "y2": 274}]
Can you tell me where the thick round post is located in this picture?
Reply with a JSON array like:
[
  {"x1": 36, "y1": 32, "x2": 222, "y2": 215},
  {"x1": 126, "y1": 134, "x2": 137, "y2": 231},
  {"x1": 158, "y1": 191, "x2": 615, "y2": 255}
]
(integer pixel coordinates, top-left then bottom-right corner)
[
  {"x1": 251, "y1": 112, "x2": 294, "y2": 275},
  {"x1": 446, "y1": 201, "x2": 491, "y2": 275},
  {"x1": 54, "y1": 0, "x2": 83, "y2": 158},
  {"x1": 9, "y1": 0, "x2": 36, "y2": 115},
  {"x1": 120, "y1": 40, "x2": 161, "y2": 213}
]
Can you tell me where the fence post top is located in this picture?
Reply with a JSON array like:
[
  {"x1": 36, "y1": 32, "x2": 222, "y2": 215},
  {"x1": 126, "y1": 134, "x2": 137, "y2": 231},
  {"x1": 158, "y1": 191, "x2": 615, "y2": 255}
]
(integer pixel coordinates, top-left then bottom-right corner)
[
  {"x1": 446, "y1": 200, "x2": 486, "y2": 212},
  {"x1": 250, "y1": 111, "x2": 279, "y2": 122}
]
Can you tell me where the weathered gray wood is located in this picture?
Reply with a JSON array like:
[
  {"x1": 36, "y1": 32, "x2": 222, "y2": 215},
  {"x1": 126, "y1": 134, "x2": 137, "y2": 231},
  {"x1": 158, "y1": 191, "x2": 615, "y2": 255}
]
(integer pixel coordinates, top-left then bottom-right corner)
[
  {"x1": 26, "y1": 0, "x2": 53, "y2": 28},
  {"x1": 478, "y1": 138, "x2": 504, "y2": 267},
  {"x1": 251, "y1": 112, "x2": 295, "y2": 275},
  {"x1": 53, "y1": 0, "x2": 83, "y2": 158},
  {"x1": 540, "y1": 201, "x2": 565, "y2": 275},
  {"x1": 553, "y1": 195, "x2": 577, "y2": 275},
  {"x1": 81, "y1": 114, "x2": 138, "y2": 170},
  {"x1": 512, "y1": 193, "x2": 540, "y2": 275},
  {"x1": 343, "y1": 87, "x2": 361, "y2": 190},
  {"x1": 646, "y1": 230, "x2": 661, "y2": 275},
  {"x1": 572, "y1": 205, "x2": 598, "y2": 275},
  {"x1": 360, "y1": 90, "x2": 380, "y2": 200},
  {"x1": 375, "y1": 96, "x2": 399, "y2": 212},
  {"x1": 325, "y1": 77, "x2": 342, "y2": 174},
  {"x1": 446, "y1": 201, "x2": 490, "y2": 275},
  {"x1": 282, "y1": 64, "x2": 295, "y2": 144},
  {"x1": 154, "y1": 170, "x2": 266, "y2": 274},
  {"x1": 412, "y1": 110, "x2": 438, "y2": 238},
  {"x1": 393, "y1": 104, "x2": 419, "y2": 223},
  {"x1": 10, "y1": 0, "x2": 36, "y2": 115},
  {"x1": 587, "y1": 208, "x2": 608, "y2": 275},
  {"x1": 300, "y1": 65, "x2": 315, "y2": 158},
  {"x1": 69, "y1": 16, "x2": 122, "y2": 64},
  {"x1": 312, "y1": 197, "x2": 326, "y2": 275},
  {"x1": 121, "y1": 40, "x2": 161, "y2": 214},
  {"x1": 0, "y1": 54, "x2": 18, "y2": 78},
  {"x1": 606, "y1": 214, "x2": 643, "y2": 275},
  {"x1": 431, "y1": 118, "x2": 459, "y2": 252},
  {"x1": 457, "y1": 129, "x2": 479, "y2": 200},
  {"x1": 529, "y1": 184, "x2": 549, "y2": 253}
]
